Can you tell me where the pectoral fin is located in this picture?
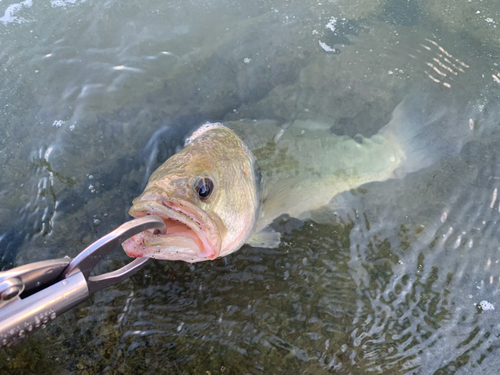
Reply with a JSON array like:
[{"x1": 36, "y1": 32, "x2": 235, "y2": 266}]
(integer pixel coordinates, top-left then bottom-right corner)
[{"x1": 246, "y1": 227, "x2": 281, "y2": 248}]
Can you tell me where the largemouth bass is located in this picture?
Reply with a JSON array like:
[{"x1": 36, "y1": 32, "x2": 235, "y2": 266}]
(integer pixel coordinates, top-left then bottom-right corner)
[{"x1": 122, "y1": 95, "x2": 466, "y2": 263}]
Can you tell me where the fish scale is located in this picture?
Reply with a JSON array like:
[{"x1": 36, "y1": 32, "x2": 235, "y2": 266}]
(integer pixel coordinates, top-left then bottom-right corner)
[{"x1": 225, "y1": 119, "x2": 403, "y2": 233}]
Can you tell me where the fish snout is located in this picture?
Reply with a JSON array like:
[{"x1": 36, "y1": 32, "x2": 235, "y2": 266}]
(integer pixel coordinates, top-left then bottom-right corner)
[{"x1": 142, "y1": 177, "x2": 196, "y2": 200}]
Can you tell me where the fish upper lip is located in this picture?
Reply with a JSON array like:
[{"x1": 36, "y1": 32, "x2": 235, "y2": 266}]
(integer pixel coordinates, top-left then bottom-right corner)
[{"x1": 129, "y1": 197, "x2": 220, "y2": 259}]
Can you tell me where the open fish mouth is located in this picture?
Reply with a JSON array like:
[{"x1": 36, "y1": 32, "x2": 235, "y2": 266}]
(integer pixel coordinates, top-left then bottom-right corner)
[{"x1": 122, "y1": 198, "x2": 221, "y2": 262}]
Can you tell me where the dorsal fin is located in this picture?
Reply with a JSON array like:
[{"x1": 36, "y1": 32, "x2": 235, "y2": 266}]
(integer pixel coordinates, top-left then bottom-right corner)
[{"x1": 185, "y1": 123, "x2": 224, "y2": 145}]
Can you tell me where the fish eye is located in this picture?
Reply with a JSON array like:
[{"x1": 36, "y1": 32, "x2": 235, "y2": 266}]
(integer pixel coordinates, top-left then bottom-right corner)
[{"x1": 194, "y1": 176, "x2": 214, "y2": 200}]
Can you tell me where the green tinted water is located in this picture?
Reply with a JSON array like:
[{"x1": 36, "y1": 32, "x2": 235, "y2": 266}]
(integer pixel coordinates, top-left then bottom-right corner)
[{"x1": 1, "y1": 0, "x2": 500, "y2": 373}]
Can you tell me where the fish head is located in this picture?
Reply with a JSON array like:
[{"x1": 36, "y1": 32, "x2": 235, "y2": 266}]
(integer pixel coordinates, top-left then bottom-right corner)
[{"x1": 122, "y1": 124, "x2": 258, "y2": 262}]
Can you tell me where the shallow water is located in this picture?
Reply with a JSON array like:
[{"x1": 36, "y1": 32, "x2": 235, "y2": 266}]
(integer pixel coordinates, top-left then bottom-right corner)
[{"x1": 1, "y1": 0, "x2": 500, "y2": 373}]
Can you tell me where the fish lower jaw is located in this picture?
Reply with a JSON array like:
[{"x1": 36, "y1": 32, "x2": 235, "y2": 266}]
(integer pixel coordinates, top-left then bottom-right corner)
[
  {"x1": 122, "y1": 232, "x2": 216, "y2": 263},
  {"x1": 125, "y1": 204, "x2": 220, "y2": 261}
]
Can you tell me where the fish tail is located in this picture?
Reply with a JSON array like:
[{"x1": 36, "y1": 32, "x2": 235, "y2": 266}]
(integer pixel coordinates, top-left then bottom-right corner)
[{"x1": 379, "y1": 86, "x2": 473, "y2": 177}]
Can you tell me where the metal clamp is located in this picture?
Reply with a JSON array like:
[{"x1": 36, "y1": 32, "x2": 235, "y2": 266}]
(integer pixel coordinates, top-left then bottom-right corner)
[
  {"x1": 0, "y1": 215, "x2": 165, "y2": 347},
  {"x1": 0, "y1": 258, "x2": 71, "y2": 309}
]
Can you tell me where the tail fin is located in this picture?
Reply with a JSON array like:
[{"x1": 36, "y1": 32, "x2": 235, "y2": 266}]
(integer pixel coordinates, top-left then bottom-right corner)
[{"x1": 379, "y1": 85, "x2": 474, "y2": 177}]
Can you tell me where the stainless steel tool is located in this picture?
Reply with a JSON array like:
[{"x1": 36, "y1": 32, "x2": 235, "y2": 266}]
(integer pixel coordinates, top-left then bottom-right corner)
[{"x1": 0, "y1": 215, "x2": 165, "y2": 347}]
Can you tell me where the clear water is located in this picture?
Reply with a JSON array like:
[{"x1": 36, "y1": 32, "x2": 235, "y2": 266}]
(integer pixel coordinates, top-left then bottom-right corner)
[{"x1": 1, "y1": 0, "x2": 500, "y2": 373}]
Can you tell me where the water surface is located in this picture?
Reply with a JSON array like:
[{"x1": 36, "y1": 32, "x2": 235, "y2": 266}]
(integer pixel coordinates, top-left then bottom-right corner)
[{"x1": 1, "y1": 0, "x2": 500, "y2": 373}]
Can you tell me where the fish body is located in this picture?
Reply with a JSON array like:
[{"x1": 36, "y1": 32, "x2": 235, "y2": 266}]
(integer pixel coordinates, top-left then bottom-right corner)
[{"x1": 122, "y1": 95, "x2": 462, "y2": 262}]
